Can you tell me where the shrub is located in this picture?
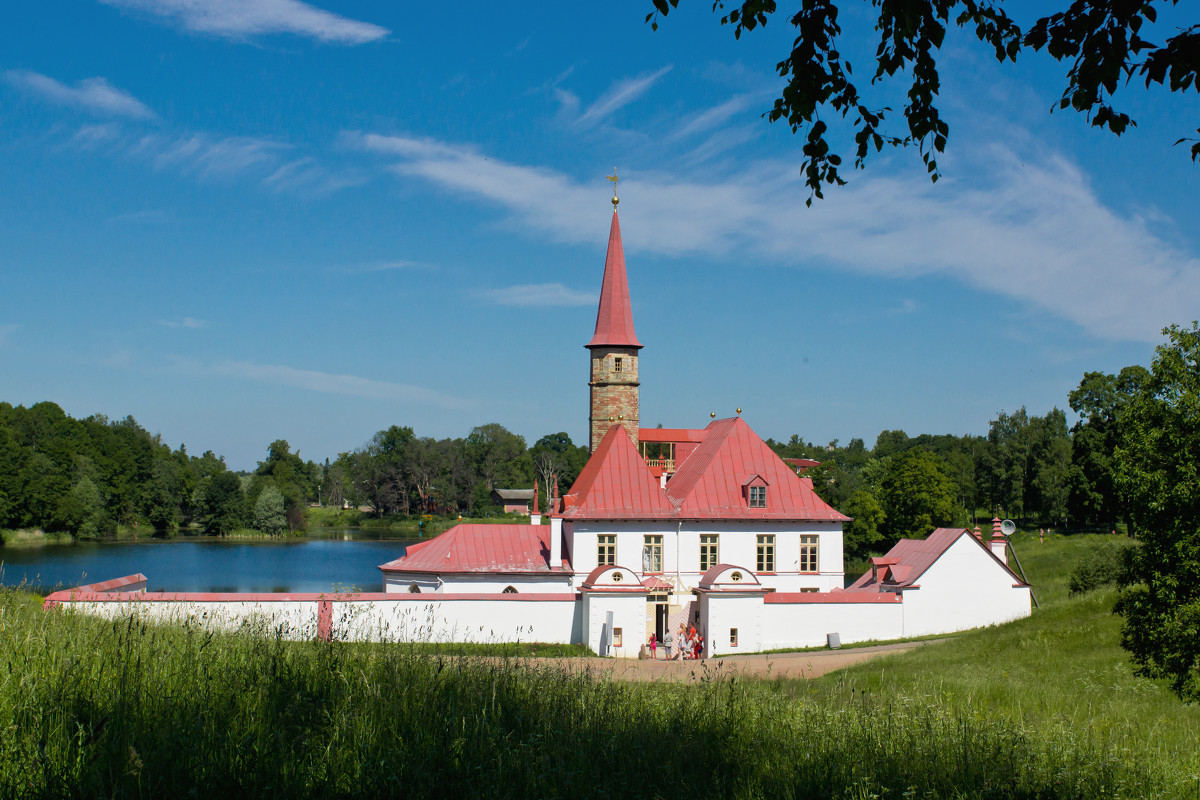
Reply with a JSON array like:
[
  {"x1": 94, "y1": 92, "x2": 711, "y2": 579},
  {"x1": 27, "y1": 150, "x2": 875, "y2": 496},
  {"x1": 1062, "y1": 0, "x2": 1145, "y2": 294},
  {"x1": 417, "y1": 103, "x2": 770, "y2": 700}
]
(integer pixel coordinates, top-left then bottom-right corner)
[{"x1": 1069, "y1": 539, "x2": 1134, "y2": 595}]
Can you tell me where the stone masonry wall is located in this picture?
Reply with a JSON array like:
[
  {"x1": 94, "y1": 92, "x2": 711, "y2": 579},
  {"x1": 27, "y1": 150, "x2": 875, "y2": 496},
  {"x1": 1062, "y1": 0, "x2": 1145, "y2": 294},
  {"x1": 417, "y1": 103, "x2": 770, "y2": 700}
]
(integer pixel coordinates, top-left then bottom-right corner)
[{"x1": 589, "y1": 347, "x2": 639, "y2": 452}]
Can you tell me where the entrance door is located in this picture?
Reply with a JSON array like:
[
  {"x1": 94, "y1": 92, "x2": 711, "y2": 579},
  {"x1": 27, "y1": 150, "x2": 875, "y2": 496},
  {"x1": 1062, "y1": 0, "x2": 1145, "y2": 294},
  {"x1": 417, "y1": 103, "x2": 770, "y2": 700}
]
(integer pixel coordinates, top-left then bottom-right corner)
[{"x1": 655, "y1": 603, "x2": 668, "y2": 642}]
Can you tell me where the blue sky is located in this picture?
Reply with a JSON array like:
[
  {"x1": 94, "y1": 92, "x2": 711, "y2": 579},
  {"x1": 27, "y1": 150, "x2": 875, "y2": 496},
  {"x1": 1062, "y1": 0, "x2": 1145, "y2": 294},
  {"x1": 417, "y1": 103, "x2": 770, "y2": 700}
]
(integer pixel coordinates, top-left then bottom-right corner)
[{"x1": 2, "y1": 1, "x2": 1197, "y2": 470}]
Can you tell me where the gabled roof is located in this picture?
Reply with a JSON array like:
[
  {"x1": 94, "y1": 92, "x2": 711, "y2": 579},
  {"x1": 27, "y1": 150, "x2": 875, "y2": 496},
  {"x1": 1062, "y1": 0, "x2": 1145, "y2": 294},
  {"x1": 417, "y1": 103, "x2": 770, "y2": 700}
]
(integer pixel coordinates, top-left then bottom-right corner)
[
  {"x1": 585, "y1": 211, "x2": 642, "y2": 350},
  {"x1": 559, "y1": 425, "x2": 675, "y2": 519},
  {"x1": 846, "y1": 527, "x2": 1028, "y2": 591},
  {"x1": 378, "y1": 524, "x2": 570, "y2": 574},
  {"x1": 665, "y1": 417, "x2": 849, "y2": 521}
]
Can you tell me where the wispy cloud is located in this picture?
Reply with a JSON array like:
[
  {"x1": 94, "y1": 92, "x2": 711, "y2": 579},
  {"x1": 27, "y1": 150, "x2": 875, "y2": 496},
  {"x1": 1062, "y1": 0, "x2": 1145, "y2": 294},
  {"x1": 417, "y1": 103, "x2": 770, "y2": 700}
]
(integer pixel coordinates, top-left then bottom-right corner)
[
  {"x1": 354, "y1": 132, "x2": 1200, "y2": 343},
  {"x1": 669, "y1": 94, "x2": 759, "y2": 141},
  {"x1": 0, "y1": 323, "x2": 18, "y2": 350},
  {"x1": 5, "y1": 70, "x2": 156, "y2": 119},
  {"x1": 263, "y1": 157, "x2": 366, "y2": 195},
  {"x1": 560, "y1": 66, "x2": 673, "y2": 130},
  {"x1": 478, "y1": 283, "x2": 597, "y2": 307},
  {"x1": 100, "y1": 0, "x2": 388, "y2": 44},
  {"x1": 158, "y1": 317, "x2": 206, "y2": 329},
  {"x1": 206, "y1": 360, "x2": 470, "y2": 408}
]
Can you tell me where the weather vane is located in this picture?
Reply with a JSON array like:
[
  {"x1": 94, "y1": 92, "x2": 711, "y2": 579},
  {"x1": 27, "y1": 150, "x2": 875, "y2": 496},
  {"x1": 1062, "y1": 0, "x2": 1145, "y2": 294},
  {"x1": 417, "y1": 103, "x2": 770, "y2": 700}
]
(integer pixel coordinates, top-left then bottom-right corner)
[{"x1": 607, "y1": 169, "x2": 619, "y2": 207}]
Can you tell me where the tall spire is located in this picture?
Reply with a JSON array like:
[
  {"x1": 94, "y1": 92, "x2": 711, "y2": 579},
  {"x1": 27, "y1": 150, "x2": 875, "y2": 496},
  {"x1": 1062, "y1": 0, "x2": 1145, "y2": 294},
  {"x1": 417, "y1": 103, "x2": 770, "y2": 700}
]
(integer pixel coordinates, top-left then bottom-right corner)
[{"x1": 586, "y1": 210, "x2": 642, "y2": 349}]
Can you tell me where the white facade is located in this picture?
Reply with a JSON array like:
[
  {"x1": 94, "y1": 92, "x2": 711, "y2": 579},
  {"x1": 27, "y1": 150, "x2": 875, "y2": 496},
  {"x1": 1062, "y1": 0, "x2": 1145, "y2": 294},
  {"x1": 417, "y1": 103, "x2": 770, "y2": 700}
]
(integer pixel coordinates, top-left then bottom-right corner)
[{"x1": 565, "y1": 519, "x2": 844, "y2": 595}]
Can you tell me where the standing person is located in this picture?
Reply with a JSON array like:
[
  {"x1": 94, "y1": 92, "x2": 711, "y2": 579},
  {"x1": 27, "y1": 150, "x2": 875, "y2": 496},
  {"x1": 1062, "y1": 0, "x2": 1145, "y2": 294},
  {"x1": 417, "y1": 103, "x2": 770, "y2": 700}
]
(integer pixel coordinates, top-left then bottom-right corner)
[
  {"x1": 648, "y1": 632, "x2": 657, "y2": 659},
  {"x1": 663, "y1": 627, "x2": 674, "y2": 661}
]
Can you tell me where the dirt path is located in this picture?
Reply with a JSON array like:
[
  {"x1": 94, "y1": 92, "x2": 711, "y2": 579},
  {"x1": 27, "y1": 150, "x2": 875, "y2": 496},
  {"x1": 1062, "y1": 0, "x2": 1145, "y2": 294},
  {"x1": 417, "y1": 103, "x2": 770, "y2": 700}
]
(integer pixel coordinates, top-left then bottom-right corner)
[{"x1": 539, "y1": 640, "x2": 935, "y2": 683}]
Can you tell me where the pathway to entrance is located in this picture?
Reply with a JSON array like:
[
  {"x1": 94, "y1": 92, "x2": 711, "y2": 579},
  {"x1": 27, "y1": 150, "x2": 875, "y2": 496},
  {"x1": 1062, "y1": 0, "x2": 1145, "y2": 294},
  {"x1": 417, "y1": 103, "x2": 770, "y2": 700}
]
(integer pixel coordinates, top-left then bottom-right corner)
[{"x1": 542, "y1": 640, "x2": 937, "y2": 683}]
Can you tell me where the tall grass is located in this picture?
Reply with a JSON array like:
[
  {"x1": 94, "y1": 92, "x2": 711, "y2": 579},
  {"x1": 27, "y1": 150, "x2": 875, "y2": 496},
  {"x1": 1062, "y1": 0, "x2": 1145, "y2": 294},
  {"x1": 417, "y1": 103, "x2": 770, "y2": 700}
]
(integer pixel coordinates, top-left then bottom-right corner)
[{"x1": 1, "y1": 585, "x2": 1188, "y2": 799}]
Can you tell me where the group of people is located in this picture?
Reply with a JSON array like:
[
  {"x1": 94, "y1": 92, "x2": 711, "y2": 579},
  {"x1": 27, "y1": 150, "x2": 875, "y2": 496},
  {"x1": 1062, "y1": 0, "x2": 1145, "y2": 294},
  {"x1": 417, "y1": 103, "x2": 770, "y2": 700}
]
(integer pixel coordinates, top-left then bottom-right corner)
[{"x1": 646, "y1": 623, "x2": 705, "y2": 660}]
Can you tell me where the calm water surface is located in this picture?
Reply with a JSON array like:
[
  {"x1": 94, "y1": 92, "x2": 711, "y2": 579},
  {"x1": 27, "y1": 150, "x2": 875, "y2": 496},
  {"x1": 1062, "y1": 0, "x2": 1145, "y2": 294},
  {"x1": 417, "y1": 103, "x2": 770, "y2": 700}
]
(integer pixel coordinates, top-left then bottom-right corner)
[{"x1": 0, "y1": 530, "x2": 417, "y2": 594}]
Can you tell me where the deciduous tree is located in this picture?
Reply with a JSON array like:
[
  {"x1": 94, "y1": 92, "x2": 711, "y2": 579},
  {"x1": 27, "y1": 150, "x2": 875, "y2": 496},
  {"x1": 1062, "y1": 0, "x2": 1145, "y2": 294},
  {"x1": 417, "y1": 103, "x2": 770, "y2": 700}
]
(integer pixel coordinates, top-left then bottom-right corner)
[
  {"x1": 647, "y1": 1, "x2": 1198, "y2": 201},
  {"x1": 1113, "y1": 322, "x2": 1200, "y2": 700}
]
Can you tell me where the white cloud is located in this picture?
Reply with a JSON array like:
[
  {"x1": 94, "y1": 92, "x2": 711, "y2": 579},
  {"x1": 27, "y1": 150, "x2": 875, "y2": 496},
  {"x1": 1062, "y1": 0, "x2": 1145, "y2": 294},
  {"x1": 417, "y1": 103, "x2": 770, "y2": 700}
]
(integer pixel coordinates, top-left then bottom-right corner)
[
  {"x1": 158, "y1": 317, "x2": 206, "y2": 328},
  {"x1": 669, "y1": 94, "x2": 758, "y2": 141},
  {"x1": 209, "y1": 361, "x2": 470, "y2": 408},
  {"x1": 479, "y1": 283, "x2": 597, "y2": 307},
  {"x1": 6, "y1": 71, "x2": 156, "y2": 119},
  {"x1": 100, "y1": 0, "x2": 388, "y2": 44},
  {"x1": 354, "y1": 132, "x2": 1200, "y2": 343},
  {"x1": 263, "y1": 157, "x2": 366, "y2": 195},
  {"x1": 568, "y1": 66, "x2": 673, "y2": 129}
]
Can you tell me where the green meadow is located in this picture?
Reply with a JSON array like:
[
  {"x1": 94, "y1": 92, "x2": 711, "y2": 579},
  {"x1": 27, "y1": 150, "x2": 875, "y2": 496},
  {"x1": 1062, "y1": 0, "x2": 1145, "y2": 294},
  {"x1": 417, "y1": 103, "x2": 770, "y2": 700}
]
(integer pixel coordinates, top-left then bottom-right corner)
[{"x1": 2, "y1": 532, "x2": 1197, "y2": 799}]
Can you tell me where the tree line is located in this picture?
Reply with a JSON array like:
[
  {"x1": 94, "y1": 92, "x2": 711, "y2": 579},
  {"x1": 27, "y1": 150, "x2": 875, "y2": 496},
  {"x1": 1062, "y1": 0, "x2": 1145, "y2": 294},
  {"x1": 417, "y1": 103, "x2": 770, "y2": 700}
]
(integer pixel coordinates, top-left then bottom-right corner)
[
  {"x1": 0, "y1": 357, "x2": 1170, "y2": 546},
  {"x1": 0, "y1": 402, "x2": 588, "y2": 539}
]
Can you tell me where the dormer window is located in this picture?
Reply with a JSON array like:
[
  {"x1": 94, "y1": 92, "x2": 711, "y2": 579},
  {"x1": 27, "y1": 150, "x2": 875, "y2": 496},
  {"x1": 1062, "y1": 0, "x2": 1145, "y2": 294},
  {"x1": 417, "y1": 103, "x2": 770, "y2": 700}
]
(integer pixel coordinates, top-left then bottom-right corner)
[
  {"x1": 749, "y1": 486, "x2": 766, "y2": 507},
  {"x1": 743, "y1": 475, "x2": 769, "y2": 508}
]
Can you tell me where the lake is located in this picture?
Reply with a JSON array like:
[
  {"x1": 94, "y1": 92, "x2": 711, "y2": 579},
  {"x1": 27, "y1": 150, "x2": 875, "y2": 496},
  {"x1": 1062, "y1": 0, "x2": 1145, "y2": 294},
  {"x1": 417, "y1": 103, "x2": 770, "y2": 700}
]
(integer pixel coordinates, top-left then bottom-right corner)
[{"x1": 0, "y1": 530, "x2": 417, "y2": 594}]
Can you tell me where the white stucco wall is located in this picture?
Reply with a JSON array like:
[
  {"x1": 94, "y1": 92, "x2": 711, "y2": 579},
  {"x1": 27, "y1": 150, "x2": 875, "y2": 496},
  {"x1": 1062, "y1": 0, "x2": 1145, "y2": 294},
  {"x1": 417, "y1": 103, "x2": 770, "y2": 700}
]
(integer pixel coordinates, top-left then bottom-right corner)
[
  {"x1": 896, "y1": 537, "x2": 1032, "y2": 637},
  {"x1": 581, "y1": 592, "x2": 647, "y2": 657},
  {"x1": 759, "y1": 598, "x2": 905, "y2": 650},
  {"x1": 383, "y1": 573, "x2": 573, "y2": 594},
  {"x1": 570, "y1": 520, "x2": 844, "y2": 593},
  {"x1": 700, "y1": 593, "x2": 766, "y2": 657},
  {"x1": 336, "y1": 596, "x2": 579, "y2": 644},
  {"x1": 59, "y1": 599, "x2": 321, "y2": 638}
]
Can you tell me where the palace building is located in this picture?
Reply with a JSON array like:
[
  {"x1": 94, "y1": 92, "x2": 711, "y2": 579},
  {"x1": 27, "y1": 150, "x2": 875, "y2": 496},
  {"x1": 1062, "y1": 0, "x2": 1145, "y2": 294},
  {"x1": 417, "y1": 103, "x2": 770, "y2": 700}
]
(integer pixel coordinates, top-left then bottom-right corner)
[{"x1": 47, "y1": 196, "x2": 1033, "y2": 656}]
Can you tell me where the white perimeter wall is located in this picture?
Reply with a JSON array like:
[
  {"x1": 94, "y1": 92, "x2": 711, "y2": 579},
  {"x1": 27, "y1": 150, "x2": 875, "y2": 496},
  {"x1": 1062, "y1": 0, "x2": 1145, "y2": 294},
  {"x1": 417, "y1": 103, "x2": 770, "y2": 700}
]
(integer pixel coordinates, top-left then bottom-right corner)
[
  {"x1": 58, "y1": 599, "x2": 321, "y2": 638},
  {"x1": 55, "y1": 595, "x2": 581, "y2": 645},
  {"x1": 337, "y1": 596, "x2": 580, "y2": 644},
  {"x1": 761, "y1": 599, "x2": 905, "y2": 650}
]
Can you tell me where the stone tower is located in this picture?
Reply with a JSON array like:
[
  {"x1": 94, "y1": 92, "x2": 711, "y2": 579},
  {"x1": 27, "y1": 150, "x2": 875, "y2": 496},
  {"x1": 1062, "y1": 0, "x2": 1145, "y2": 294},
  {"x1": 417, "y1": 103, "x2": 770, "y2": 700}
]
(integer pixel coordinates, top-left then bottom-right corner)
[{"x1": 587, "y1": 207, "x2": 642, "y2": 453}]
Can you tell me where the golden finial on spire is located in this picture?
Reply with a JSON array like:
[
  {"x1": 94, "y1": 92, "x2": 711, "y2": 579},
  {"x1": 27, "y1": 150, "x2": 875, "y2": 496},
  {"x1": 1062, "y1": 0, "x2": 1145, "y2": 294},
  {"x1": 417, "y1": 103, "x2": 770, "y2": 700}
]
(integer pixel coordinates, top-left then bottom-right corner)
[{"x1": 607, "y1": 169, "x2": 619, "y2": 207}]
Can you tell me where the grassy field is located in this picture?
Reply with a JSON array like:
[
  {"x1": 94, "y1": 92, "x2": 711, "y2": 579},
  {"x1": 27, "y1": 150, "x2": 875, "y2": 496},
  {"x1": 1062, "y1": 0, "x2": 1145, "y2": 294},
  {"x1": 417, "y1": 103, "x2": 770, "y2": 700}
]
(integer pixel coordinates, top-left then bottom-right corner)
[{"x1": 2, "y1": 530, "x2": 1197, "y2": 798}]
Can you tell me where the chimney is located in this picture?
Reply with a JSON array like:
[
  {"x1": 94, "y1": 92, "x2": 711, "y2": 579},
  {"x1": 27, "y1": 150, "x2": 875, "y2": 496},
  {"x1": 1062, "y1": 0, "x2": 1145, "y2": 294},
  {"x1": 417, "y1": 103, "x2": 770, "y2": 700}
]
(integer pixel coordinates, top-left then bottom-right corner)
[
  {"x1": 549, "y1": 517, "x2": 563, "y2": 568},
  {"x1": 990, "y1": 517, "x2": 1007, "y2": 562}
]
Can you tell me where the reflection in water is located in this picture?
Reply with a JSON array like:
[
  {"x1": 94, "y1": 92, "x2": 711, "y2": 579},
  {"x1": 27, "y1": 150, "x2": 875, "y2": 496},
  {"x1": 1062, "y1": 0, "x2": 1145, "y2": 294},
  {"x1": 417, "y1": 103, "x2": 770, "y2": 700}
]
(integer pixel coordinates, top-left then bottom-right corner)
[{"x1": 0, "y1": 530, "x2": 418, "y2": 594}]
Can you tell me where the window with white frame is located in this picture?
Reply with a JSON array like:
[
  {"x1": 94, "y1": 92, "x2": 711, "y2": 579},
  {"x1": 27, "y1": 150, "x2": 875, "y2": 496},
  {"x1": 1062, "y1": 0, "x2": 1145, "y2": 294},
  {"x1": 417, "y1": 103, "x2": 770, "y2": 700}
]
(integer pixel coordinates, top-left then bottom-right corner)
[
  {"x1": 799, "y1": 535, "x2": 819, "y2": 573},
  {"x1": 756, "y1": 534, "x2": 775, "y2": 573},
  {"x1": 597, "y1": 534, "x2": 616, "y2": 566},
  {"x1": 643, "y1": 535, "x2": 663, "y2": 573},
  {"x1": 699, "y1": 534, "x2": 719, "y2": 572}
]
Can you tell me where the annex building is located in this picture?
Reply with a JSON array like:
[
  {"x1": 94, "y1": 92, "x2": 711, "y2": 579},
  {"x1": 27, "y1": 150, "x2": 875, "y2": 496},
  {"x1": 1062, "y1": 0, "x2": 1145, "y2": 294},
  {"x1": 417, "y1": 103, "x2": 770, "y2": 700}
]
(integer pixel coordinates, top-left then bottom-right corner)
[{"x1": 46, "y1": 199, "x2": 1033, "y2": 656}]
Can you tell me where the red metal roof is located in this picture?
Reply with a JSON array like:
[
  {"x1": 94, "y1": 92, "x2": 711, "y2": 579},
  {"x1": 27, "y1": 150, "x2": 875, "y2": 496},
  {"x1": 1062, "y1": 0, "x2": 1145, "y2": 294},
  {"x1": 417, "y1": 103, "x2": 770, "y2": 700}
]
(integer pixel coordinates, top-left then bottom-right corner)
[
  {"x1": 665, "y1": 417, "x2": 849, "y2": 521},
  {"x1": 585, "y1": 211, "x2": 642, "y2": 350},
  {"x1": 377, "y1": 524, "x2": 571, "y2": 574},
  {"x1": 559, "y1": 425, "x2": 676, "y2": 519},
  {"x1": 846, "y1": 527, "x2": 1028, "y2": 591},
  {"x1": 637, "y1": 428, "x2": 707, "y2": 443}
]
